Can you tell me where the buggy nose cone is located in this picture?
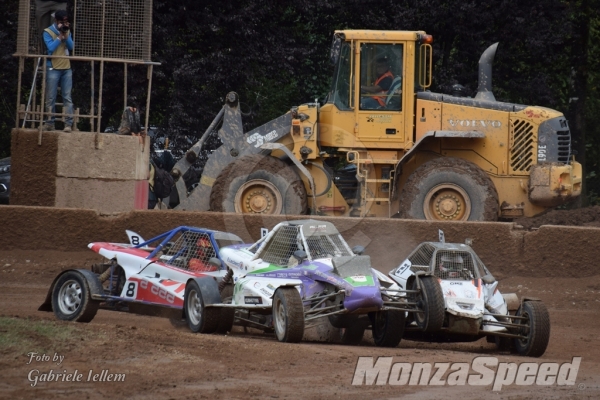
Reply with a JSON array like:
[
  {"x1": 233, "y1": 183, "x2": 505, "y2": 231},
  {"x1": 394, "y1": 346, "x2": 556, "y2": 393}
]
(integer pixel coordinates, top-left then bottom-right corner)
[{"x1": 343, "y1": 286, "x2": 383, "y2": 312}]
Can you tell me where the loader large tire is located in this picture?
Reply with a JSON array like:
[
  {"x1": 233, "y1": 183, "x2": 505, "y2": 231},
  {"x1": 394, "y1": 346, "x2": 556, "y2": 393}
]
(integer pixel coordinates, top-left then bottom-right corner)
[
  {"x1": 398, "y1": 157, "x2": 498, "y2": 221},
  {"x1": 209, "y1": 154, "x2": 307, "y2": 215}
]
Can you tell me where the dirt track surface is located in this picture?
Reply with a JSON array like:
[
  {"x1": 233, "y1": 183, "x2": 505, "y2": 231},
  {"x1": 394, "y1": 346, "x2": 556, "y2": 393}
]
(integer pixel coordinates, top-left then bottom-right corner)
[{"x1": 1, "y1": 249, "x2": 599, "y2": 399}]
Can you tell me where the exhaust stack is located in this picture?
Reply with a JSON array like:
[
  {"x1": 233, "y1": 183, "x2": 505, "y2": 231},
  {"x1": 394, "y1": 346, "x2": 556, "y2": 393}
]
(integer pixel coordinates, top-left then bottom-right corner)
[{"x1": 474, "y1": 42, "x2": 498, "y2": 102}]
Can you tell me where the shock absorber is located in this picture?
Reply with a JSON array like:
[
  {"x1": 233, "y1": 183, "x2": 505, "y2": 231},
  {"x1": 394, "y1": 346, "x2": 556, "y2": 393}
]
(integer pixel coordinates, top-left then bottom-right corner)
[{"x1": 218, "y1": 268, "x2": 233, "y2": 293}]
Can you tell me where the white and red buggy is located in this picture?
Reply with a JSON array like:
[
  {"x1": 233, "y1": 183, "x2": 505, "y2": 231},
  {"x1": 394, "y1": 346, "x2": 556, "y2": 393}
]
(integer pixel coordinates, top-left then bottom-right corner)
[
  {"x1": 387, "y1": 235, "x2": 551, "y2": 357},
  {"x1": 39, "y1": 226, "x2": 243, "y2": 333}
]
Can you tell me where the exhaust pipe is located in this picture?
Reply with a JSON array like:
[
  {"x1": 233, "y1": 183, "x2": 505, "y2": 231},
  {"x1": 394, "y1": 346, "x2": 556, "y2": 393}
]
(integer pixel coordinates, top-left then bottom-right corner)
[{"x1": 474, "y1": 42, "x2": 499, "y2": 102}]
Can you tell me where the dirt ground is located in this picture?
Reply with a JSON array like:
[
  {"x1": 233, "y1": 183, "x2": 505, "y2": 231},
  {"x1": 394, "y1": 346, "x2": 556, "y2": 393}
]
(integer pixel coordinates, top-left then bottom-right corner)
[
  {"x1": 1, "y1": 238, "x2": 599, "y2": 399},
  {"x1": 513, "y1": 205, "x2": 600, "y2": 229}
]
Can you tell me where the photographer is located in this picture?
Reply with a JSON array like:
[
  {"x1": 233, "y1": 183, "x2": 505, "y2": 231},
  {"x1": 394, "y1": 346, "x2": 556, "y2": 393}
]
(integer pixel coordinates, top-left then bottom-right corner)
[
  {"x1": 43, "y1": 9, "x2": 74, "y2": 132},
  {"x1": 35, "y1": 1, "x2": 67, "y2": 44}
]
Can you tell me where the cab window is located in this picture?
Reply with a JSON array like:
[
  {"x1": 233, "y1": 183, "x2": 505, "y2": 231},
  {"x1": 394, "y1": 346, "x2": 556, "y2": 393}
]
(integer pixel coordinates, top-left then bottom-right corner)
[{"x1": 359, "y1": 43, "x2": 403, "y2": 111}]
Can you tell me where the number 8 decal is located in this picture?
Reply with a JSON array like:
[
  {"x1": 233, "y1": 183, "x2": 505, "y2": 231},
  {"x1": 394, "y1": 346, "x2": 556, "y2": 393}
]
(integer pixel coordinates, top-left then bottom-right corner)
[{"x1": 125, "y1": 281, "x2": 137, "y2": 298}]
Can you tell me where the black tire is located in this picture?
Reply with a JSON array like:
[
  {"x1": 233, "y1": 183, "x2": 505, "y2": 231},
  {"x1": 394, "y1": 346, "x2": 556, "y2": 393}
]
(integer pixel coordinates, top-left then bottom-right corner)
[
  {"x1": 398, "y1": 157, "x2": 498, "y2": 221},
  {"x1": 184, "y1": 280, "x2": 220, "y2": 334},
  {"x1": 209, "y1": 154, "x2": 307, "y2": 215},
  {"x1": 410, "y1": 276, "x2": 445, "y2": 332},
  {"x1": 216, "y1": 284, "x2": 235, "y2": 334},
  {"x1": 272, "y1": 287, "x2": 305, "y2": 343},
  {"x1": 340, "y1": 324, "x2": 365, "y2": 345},
  {"x1": 51, "y1": 271, "x2": 99, "y2": 323},
  {"x1": 514, "y1": 301, "x2": 551, "y2": 357},
  {"x1": 494, "y1": 336, "x2": 515, "y2": 352},
  {"x1": 370, "y1": 310, "x2": 405, "y2": 348}
]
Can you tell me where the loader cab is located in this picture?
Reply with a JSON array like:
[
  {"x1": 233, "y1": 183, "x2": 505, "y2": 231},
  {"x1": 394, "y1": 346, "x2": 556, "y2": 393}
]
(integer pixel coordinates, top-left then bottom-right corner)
[{"x1": 323, "y1": 30, "x2": 431, "y2": 150}]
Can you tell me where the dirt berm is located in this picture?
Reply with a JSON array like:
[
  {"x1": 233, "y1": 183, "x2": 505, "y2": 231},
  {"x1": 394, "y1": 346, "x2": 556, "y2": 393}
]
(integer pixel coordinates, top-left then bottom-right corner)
[{"x1": 1, "y1": 205, "x2": 600, "y2": 278}]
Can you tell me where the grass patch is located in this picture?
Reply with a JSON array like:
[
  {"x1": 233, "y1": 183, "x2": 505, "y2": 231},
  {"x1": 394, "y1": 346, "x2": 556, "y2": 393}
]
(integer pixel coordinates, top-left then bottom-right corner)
[{"x1": 0, "y1": 317, "x2": 81, "y2": 355}]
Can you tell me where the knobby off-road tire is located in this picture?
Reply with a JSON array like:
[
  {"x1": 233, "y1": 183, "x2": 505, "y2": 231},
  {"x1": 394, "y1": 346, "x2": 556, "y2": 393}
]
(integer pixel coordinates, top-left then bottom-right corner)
[
  {"x1": 184, "y1": 280, "x2": 220, "y2": 334},
  {"x1": 370, "y1": 310, "x2": 406, "y2": 348},
  {"x1": 209, "y1": 154, "x2": 307, "y2": 215},
  {"x1": 216, "y1": 284, "x2": 235, "y2": 334},
  {"x1": 272, "y1": 287, "x2": 305, "y2": 343},
  {"x1": 340, "y1": 324, "x2": 365, "y2": 345},
  {"x1": 51, "y1": 271, "x2": 99, "y2": 322},
  {"x1": 410, "y1": 276, "x2": 445, "y2": 332},
  {"x1": 514, "y1": 301, "x2": 551, "y2": 357},
  {"x1": 398, "y1": 157, "x2": 499, "y2": 221}
]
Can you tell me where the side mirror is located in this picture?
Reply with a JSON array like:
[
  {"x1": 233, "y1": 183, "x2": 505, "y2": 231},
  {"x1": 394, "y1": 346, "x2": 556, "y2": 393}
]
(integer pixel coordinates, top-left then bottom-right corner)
[
  {"x1": 481, "y1": 274, "x2": 496, "y2": 284},
  {"x1": 352, "y1": 245, "x2": 365, "y2": 255},
  {"x1": 330, "y1": 37, "x2": 342, "y2": 65},
  {"x1": 293, "y1": 250, "x2": 307, "y2": 262},
  {"x1": 208, "y1": 257, "x2": 222, "y2": 269}
]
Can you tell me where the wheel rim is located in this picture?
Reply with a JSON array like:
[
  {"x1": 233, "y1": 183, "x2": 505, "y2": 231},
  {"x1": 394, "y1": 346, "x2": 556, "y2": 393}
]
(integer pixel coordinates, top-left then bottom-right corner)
[
  {"x1": 57, "y1": 279, "x2": 82, "y2": 315},
  {"x1": 234, "y1": 179, "x2": 283, "y2": 214},
  {"x1": 273, "y1": 297, "x2": 286, "y2": 339},
  {"x1": 187, "y1": 289, "x2": 202, "y2": 325},
  {"x1": 423, "y1": 183, "x2": 471, "y2": 221},
  {"x1": 517, "y1": 310, "x2": 532, "y2": 346}
]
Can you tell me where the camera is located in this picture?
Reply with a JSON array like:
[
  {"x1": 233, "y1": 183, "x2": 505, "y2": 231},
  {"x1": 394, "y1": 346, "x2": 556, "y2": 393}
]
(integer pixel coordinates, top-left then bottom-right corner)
[{"x1": 60, "y1": 24, "x2": 70, "y2": 33}]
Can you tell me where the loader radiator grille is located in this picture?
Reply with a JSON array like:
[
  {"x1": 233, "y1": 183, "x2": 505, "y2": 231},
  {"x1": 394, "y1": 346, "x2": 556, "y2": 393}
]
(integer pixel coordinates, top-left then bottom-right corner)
[
  {"x1": 557, "y1": 128, "x2": 571, "y2": 163},
  {"x1": 510, "y1": 119, "x2": 534, "y2": 173}
]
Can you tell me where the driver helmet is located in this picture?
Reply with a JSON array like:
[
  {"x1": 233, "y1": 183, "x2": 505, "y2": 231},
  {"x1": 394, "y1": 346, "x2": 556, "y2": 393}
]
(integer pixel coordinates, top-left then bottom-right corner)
[{"x1": 197, "y1": 237, "x2": 211, "y2": 248}]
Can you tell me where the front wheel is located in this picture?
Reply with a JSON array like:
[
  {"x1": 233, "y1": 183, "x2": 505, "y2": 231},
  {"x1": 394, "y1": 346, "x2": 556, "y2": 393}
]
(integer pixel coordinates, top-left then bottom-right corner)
[
  {"x1": 370, "y1": 310, "x2": 405, "y2": 348},
  {"x1": 410, "y1": 276, "x2": 445, "y2": 332},
  {"x1": 514, "y1": 301, "x2": 550, "y2": 357},
  {"x1": 184, "y1": 280, "x2": 220, "y2": 333},
  {"x1": 51, "y1": 271, "x2": 99, "y2": 322},
  {"x1": 272, "y1": 287, "x2": 305, "y2": 343}
]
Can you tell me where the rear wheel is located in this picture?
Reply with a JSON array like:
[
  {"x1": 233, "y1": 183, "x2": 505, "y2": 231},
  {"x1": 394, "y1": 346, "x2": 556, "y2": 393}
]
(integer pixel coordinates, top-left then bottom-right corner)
[
  {"x1": 272, "y1": 287, "x2": 305, "y2": 343},
  {"x1": 184, "y1": 280, "x2": 220, "y2": 333},
  {"x1": 370, "y1": 310, "x2": 405, "y2": 348},
  {"x1": 51, "y1": 271, "x2": 99, "y2": 322},
  {"x1": 410, "y1": 276, "x2": 445, "y2": 332},
  {"x1": 398, "y1": 157, "x2": 498, "y2": 221},
  {"x1": 514, "y1": 301, "x2": 550, "y2": 357},
  {"x1": 210, "y1": 154, "x2": 307, "y2": 215}
]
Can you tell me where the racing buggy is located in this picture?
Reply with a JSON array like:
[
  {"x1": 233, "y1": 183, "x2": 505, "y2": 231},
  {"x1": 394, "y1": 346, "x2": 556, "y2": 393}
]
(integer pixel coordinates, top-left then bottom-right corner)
[
  {"x1": 39, "y1": 226, "x2": 243, "y2": 333},
  {"x1": 388, "y1": 236, "x2": 551, "y2": 357},
  {"x1": 193, "y1": 219, "x2": 444, "y2": 346}
]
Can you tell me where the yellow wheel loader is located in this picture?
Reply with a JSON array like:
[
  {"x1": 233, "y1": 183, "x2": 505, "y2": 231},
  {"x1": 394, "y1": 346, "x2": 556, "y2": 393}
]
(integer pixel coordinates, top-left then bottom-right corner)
[{"x1": 171, "y1": 30, "x2": 582, "y2": 221}]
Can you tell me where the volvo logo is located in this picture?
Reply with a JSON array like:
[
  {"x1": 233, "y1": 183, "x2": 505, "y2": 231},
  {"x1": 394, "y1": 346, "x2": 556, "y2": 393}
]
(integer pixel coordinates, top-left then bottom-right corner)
[{"x1": 448, "y1": 119, "x2": 502, "y2": 128}]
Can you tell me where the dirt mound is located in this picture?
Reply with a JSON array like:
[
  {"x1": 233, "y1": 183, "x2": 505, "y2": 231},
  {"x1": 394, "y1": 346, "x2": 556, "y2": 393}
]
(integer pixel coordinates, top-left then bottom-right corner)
[{"x1": 514, "y1": 205, "x2": 600, "y2": 230}]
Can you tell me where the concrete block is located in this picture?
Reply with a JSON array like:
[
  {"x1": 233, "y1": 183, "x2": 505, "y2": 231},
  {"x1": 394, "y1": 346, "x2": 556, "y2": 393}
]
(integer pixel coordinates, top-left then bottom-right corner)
[
  {"x1": 57, "y1": 132, "x2": 149, "y2": 180},
  {"x1": 55, "y1": 178, "x2": 147, "y2": 213}
]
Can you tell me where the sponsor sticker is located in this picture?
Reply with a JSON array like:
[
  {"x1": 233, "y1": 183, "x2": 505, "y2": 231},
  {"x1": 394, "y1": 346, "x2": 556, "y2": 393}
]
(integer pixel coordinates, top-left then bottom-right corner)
[{"x1": 244, "y1": 296, "x2": 263, "y2": 305}]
